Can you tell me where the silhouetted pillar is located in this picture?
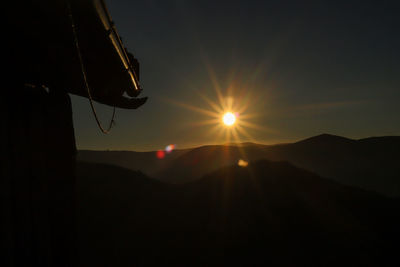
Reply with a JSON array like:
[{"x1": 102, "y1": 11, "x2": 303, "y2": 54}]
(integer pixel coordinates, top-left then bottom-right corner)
[{"x1": 2, "y1": 84, "x2": 77, "y2": 267}]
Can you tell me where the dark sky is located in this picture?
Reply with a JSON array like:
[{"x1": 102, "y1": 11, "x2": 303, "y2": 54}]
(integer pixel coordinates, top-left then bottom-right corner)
[{"x1": 72, "y1": 0, "x2": 400, "y2": 151}]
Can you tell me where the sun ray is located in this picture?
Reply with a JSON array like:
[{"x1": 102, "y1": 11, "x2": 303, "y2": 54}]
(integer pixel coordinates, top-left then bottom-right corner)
[
  {"x1": 214, "y1": 126, "x2": 226, "y2": 142},
  {"x1": 236, "y1": 113, "x2": 262, "y2": 120},
  {"x1": 231, "y1": 127, "x2": 249, "y2": 159},
  {"x1": 201, "y1": 58, "x2": 227, "y2": 111},
  {"x1": 208, "y1": 124, "x2": 222, "y2": 135},
  {"x1": 163, "y1": 56, "x2": 271, "y2": 149},
  {"x1": 234, "y1": 94, "x2": 252, "y2": 114},
  {"x1": 224, "y1": 127, "x2": 232, "y2": 144},
  {"x1": 232, "y1": 126, "x2": 264, "y2": 198},
  {"x1": 188, "y1": 118, "x2": 221, "y2": 127},
  {"x1": 235, "y1": 124, "x2": 256, "y2": 143},
  {"x1": 237, "y1": 120, "x2": 277, "y2": 133},
  {"x1": 236, "y1": 103, "x2": 249, "y2": 114},
  {"x1": 226, "y1": 96, "x2": 234, "y2": 110},
  {"x1": 196, "y1": 91, "x2": 224, "y2": 114},
  {"x1": 162, "y1": 97, "x2": 220, "y2": 118}
]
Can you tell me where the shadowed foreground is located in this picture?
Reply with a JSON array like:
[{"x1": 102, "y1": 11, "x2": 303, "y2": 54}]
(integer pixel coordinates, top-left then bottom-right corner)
[{"x1": 77, "y1": 161, "x2": 399, "y2": 266}]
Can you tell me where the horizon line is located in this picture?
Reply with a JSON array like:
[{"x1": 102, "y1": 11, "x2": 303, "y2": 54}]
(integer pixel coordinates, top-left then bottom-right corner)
[{"x1": 76, "y1": 133, "x2": 400, "y2": 153}]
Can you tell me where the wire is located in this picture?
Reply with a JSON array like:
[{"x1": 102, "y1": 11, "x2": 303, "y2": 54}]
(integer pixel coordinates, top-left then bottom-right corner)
[{"x1": 67, "y1": 0, "x2": 116, "y2": 134}]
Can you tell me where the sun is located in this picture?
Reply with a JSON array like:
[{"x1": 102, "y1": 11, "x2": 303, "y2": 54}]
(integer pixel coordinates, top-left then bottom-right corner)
[
  {"x1": 161, "y1": 61, "x2": 275, "y2": 146},
  {"x1": 223, "y1": 112, "x2": 236, "y2": 126}
]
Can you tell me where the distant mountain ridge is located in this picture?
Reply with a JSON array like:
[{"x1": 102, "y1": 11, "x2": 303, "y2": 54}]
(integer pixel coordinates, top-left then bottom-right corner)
[
  {"x1": 78, "y1": 134, "x2": 400, "y2": 196},
  {"x1": 78, "y1": 148, "x2": 190, "y2": 176},
  {"x1": 295, "y1": 133, "x2": 356, "y2": 145}
]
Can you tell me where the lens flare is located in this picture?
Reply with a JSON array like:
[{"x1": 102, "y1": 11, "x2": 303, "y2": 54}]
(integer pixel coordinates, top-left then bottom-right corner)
[
  {"x1": 238, "y1": 159, "x2": 249, "y2": 167},
  {"x1": 223, "y1": 112, "x2": 236, "y2": 126},
  {"x1": 156, "y1": 150, "x2": 165, "y2": 159},
  {"x1": 165, "y1": 144, "x2": 175, "y2": 153}
]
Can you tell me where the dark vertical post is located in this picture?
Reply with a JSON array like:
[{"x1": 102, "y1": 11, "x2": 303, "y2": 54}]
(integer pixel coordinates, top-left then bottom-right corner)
[{"x1": 2, "y1": 85, "x2": 77, "y2": 267}]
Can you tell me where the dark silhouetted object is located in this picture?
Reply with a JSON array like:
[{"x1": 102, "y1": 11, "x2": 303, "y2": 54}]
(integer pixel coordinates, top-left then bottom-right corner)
[{"x1": 3, "y1": 0, "x2": 146, "y2": 266}]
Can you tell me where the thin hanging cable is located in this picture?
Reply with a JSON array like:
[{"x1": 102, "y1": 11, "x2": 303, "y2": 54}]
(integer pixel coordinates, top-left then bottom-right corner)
[{"x1": 67, "y1": 1, "x2": 116, "y2": 134}]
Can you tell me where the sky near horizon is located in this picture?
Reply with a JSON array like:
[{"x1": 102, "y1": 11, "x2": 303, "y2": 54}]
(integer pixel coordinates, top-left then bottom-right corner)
[{"x1": 71, "y1": 0, "x2": 400, "y2": 151}]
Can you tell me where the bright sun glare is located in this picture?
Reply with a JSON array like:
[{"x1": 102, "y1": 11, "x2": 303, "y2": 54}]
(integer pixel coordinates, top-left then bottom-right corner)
[
  {"x1": 162, "y1": 60, "x2": 274, "y2": 146},
  {"x1": 223, "y1": 112, "x2": 236, "y2": 126}
]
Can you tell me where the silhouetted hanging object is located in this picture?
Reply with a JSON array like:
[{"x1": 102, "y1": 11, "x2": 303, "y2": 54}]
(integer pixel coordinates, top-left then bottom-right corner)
[
  {"x1": 67, "y1": 0, "x2": 146, "y2": 134},
  {"x1": 66, "y1": 0, "x2": 147, "y2": 107},
  {"x1": 68, "y1": 0, "x2": 145, "y2": 98},
  {"x1": 67, "y1": 0, "x2": 116, "y2": 134},
  {"x1": 93, "y1": 0, "x2": 142, "y2": 96},
  {"x1": 6, "y1": 0, "x2": 147, "y2": 110},
  {"x1": 66, "y1": 0, "x2": 147, "y2": 133}
]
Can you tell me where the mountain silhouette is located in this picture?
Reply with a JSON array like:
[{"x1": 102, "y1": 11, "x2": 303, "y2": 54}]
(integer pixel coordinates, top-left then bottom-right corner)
[
  {"x1": 295, "y1": 133, "x2": 355, "y2": 145},
  {"x1": 80, "y1": 134, "x2": 400, "y2": 196},
  {"x1": 76, "y1": 161, "x2": 399, "y2": 266},
  {"x1": 78, "y1": 148, "x2": 190, "y2": 176}
]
